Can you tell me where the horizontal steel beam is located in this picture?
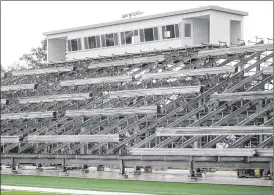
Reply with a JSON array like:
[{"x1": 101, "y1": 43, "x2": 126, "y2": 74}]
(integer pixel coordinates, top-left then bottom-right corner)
[
  {"x1": 198, "y1": 43, "x2": 273, "y2": 57},
  {"x1": 130, "y1": 148, "x2": 273, "y2": 157},
  {"x1": 194, "y1": 162, "x2": 270, "y2": 169},
  {"x1": 88, "y1": 55, "x2": 165, "y2": 69},
  {"x1": 66, "y1": 106, "x2": 157, "y2": 117},
  {"x1": 156, "y1": 126, "x2": 273, "y2": 136},
  {"x1": 27, "y1": 135, "x2": 119, "y2": 143},
  {"x1": 108, "y1": 86, "x2": 201, "y2": 98},
  {"x1": 12, "y1": 66, "x2": 74, "y2": 76},
  {"x1": 1, "y1": 111, "x2": 56, "y2": 120},
  {"x1": 123, "y1": 160, "x2": 190, "y2": 168},
  {"x1": 1, "y1": 84, "x2": 37, "y2": 92},
  {"x1": 1, "y1": 154, "x2": 271, "y2": 168},
  {"x1": 68, "y1": 159, "x2": 119, "y2": 165},
  {"x1": 19, "y1": 93, "x2": 92, "y2": 104},
  {"x1": 2, "y1": 157, "x2": 269, "y2": 169},
  {"x1": 1, "y1": 153, "x2": 272, "y2": 162},
  {"x1": 139, "y1": 66, "x2": 236, "y2": 81},
  {"x1": 60, "y1": 75, "x2": 132, "y2": 87},
  {"x1": 212, "y1": 90, "x2": 273, "y2": 101}
]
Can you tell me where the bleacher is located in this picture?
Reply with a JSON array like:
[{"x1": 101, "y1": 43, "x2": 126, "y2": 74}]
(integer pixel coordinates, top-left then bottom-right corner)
[{"x1": 1, "y1": 41, "x2": 273, "y2": 158}]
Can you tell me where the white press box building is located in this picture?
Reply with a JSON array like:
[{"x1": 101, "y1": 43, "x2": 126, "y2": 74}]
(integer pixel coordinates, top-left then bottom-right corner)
[{"x1": 43, "y1": 5, "x2": 248, "y2": 62}]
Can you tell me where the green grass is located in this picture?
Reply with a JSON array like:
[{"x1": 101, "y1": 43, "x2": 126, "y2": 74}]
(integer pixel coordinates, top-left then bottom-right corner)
[
  {"x1": 1, "y1": 174, "x2": 272, "y2": 195},
  {"x1": 1, "y1": 191, "x2": 69, "y2": 195}
]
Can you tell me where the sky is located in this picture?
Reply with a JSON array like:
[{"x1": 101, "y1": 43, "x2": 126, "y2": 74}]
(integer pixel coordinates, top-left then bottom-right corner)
[{"x1": 1, "y1": 1, "x2": 273, "y2": 68}]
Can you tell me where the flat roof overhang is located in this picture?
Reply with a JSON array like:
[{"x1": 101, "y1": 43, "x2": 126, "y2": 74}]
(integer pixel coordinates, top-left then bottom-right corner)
[{"x1": 43, "y1": 5, "x2": 248, "y2": 36}]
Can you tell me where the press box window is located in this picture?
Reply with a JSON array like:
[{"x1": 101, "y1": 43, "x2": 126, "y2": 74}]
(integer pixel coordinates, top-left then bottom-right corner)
[
  {"x1": 84, "y1": 36, "x2": 101, "y2": 49},
  {"x1": 184, "y1": 23, "x2": 191, "y2": 38},
  {"x1": 162, "y1": 24, "x2": 179, "y2": 39},
  {"x1": 67, "y1": 38, "x2": 82, "y2": 52},
  {"x1": 121, "y1": 30, "x2": 138, "y2": 45},
  {"x1": 139, "y1": 27, "x2": 159, "y2": 42},
  {"x1": 101, "y1": 33, "x2": 119, "y2": 47}
]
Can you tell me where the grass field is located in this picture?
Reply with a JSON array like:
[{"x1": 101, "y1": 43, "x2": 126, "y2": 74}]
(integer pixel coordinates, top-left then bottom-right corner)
[{"x1": 1, "y1": 174, "x2": 272, "y2": 195}]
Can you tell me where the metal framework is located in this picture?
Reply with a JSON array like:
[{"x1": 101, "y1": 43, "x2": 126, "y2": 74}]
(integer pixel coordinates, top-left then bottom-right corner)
[
  {"x1": 129, "y1": 148, "x2": 272, "y2": 156},
  {"x1": 1, "y1": 42, "x2": 273, "y2": 171}
]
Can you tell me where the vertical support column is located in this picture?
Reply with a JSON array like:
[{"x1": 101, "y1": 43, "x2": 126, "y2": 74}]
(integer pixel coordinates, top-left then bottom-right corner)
[
  {"x1": 198, "y1": 79, "x2": 202, "y2": 107},
  {"x1": 257, "y1": 95, "x2": 263, "y2": 146},
  {"x1": 263, "y1": 116, "x2": 269, "y2": 141},
  {"x1": 119, "y1": 160, "x2": 126, "y2": 176},
  {"x1": 80, "y1": 127, "x2": 88, "y2": 154},
  {"x1": 270, "y1": 162, "x2": 273, "y2": 178},
  {"x1": 98, "y1": 146, "x2": 103, "y2": 155},
  {"x1": 144, "y1": 95, "x2": 148, "y2": 106},
  {"x1": 193, "y1": 141, "x2": 199, "y2": 148},
  {"x1": 11, "y1": 157, "x2": 16, "y2": 171},
  {"x1": 189, "y1": 160, "x2": 195, "y2": 178},
  {"x1": 62, "y1": 158, "x2": 66, "y2": 172},
  {"x1": 193, "y1": 112, "x2": 200, "y2": 149},
  {"x1": 145, "y1": 131, "x2": 150, "y2": 148}
]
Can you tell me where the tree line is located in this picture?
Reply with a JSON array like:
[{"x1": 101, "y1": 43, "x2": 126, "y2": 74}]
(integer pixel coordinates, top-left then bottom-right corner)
[{"x1": 1, "y1": 39, "x2": 47, "y2": 72}]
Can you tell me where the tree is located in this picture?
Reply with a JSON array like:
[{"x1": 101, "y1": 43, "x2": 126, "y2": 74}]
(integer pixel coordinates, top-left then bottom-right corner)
[
  {"x1": 19, "y1": 39, "x2": 47, "y2": 69},
  {"x1": 5, "y1": 62, "x2": 27, "y2": 72}
]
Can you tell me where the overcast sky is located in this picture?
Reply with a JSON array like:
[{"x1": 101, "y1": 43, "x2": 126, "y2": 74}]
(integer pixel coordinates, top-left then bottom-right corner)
[{"x1": 1, "y1": 1, "x2": 273, "y2": 68}]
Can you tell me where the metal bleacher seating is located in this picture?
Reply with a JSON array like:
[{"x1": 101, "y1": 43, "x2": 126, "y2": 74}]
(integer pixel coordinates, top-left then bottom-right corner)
[{"x1": 1, "y1": 42, "x2": 273, "y2": 160}]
